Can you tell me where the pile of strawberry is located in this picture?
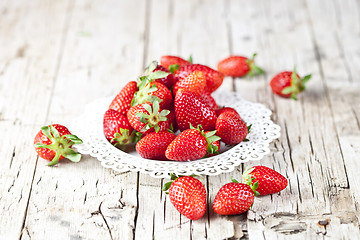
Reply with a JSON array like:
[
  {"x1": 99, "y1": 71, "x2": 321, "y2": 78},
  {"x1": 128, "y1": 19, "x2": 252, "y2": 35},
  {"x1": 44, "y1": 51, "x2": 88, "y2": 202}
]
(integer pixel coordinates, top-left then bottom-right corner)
[
  {"x1": 103, "y1": 56, "x2": 252, "y2": 161},
  {"x1": 164, "y1": 165, "x2": 288, "y2": 220}
]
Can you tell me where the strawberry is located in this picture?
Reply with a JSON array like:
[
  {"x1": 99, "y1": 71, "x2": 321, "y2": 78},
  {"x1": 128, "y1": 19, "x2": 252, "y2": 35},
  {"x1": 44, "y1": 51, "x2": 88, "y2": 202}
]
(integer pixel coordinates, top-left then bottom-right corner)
[
  {"x1": 162, "y1": 175, "x2": 206, "y2": 220},
  {"x1": 270, "y1": 67, "x2": 311, "y2": 100},
  {"x1": 160, "y1": 55, "x2": 192, "y2": 74},
  {"x1": 153, "y1": 64, "x2": 176, "y2": 88},
  {"x1": 215, "y1": 112, "x2": 248, "y2": 145},
  {"x1": 136, "y1": 131, "x2": 176, "y2": 160},
  {"x1": 127, "y1": 100, "x2": 170, "y2": 134},
  {"x1": 243, "y1": 166, "x2": 288, "y2": 195},
  {"x1": 217, "y1": 53, "x2": 264, "y2": 77},
  {"x1": 175, "y1": 64, "x2": 224, "y2": 93},
  {"x1": 174, "y1": 90, "x2": 217, "y2": 131},
  {"x1": 215, "y1": 107, "x2": 240, "y2": 117},
  {"x1": 132, "y1": 81, "x2": 173, "y2": 110},
  {"x1": 109, "y1": 81, "x2": 138, "y2": 115},
  {"x1": 165, "y1": 125, "x2": 220, "y2": 161},
  {"x1": 103, "y1": 109, "x2": 135, "y2": 146},
  {"x1": 213, "y1": 178, "x2": 257, "y2": 215},
  {"x1": 34, "y1": 124, "x2": 83, "y2": 166},
  {"x1": 173, "y1": 70, "x2": 206, "y2": 96},
  {"x1": 201, "y1": 91, "x2": 218, "y2": 110}
]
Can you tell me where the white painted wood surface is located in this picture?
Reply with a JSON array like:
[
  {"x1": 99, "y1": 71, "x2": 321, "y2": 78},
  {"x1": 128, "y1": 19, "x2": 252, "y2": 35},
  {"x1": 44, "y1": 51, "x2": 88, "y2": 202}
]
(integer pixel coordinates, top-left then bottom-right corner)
[{"x1": 1, "y1": 0, "x2": 359, "y2": 239}]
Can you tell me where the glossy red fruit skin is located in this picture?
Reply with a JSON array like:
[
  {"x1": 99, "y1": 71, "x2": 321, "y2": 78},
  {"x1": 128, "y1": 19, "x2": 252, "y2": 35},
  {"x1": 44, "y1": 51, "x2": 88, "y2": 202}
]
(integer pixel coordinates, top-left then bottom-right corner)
[
  {"x1": 201, "y1": 91, "x2": 218, "y2": 110},
  {"x1": 168, "y1": 176, "x2": 207, "y2": 220},
  {"x1": 270, "y1": 71, "x2": 299, "y2": 98},
  {"x1": 247, "y1": 166, "x2": 288, "y2": 195},
  {"x1": 216, "y1": 112, "x2": 248, "y2": 145},
  {"x1": 160, "y1": 56, "x2": 191, "y2": 70},
  {"x1": 174, "y1": 90, "x2": 217, "y2": 131},
  {"x1": 175, "y1": 64, "x2": 224, "y2": 93},
  {"x1": 153, "y1": 65, "x2": 176, "y2": 88},
  {"x1": 173, "y1": 71, "x2": 206, "y2": 96},
  {"x1": 34, "y1": 124, "x2": 71, "y2": 161},
  {"x1": 136, "y1": 131, "x2": 176, "y2": 160},
  {"x1": 165, "y1": 129, "x2": 207, "y2": 161},
  {"x1": 103, "y1": 109, "x2": 133, "y2": 143},
  {"x1": 109, "y1": 81, "x2": 138, "y2": 115},
  {"x1": 213, "y1": 182, "x2": 255, "y2": 215},
  {"x1": 217, "y1": 56, "x2": 250, "y2": 77},
  {"x1": 215, "y1": 107, "x2": 240, "y2": 117}
]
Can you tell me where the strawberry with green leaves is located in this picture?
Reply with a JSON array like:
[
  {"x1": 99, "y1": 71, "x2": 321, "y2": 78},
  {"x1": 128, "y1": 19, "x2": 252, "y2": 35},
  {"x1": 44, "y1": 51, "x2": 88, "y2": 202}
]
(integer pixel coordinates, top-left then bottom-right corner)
[
  {"x1": 127, "y1": 100, "x2": 170, "y2": 134},
  {"x1": 109, "y1": 81, "x2": 138, "y2": 115},
  {"x1": 165, "y1": 125, "x2": 220, "y2": 161},
  {"x1": 173, "y1": 70, "x2": 206, "y2": 96},
  {"x1": 217, "y1": 53, "x2": 264, "y2": 77},
  {"x1": 215, "y1": 111, "x2": 249, "y2": 145},
  {"x1": 160, "y1": 55, "x2": 192, "y2": 74},
  {"x1": 174, "y1": 90, "x2": 217, "y2": 131},
  {"x1": 136, "y1": 131, "x2": 176, "y2": 160},
  {"x1": 243, "y1": 166, "x2": 288, "y2": 195},
  {"x1": 270, "y1": 67, "x2": 311, "y2": 100},
  {"x1": 34, "y1": 124, "x2": 83, "y2": 166},
  {"x1": 163, "y1": 174, "x2": 206, "y2": 220},
  {"x1": 213, "y1": 177, "x2": 257, "y2": 215},
  {"x1": 103, "y1": 109, "x2": 135, "y2": 147},
  {"x1": 175, "y1": 64, "x2": 224, "y2": 93}
]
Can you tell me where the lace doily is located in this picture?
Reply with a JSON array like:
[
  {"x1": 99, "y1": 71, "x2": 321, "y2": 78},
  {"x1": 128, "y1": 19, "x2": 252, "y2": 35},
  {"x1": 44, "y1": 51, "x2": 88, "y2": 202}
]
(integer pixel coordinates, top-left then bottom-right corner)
[{"x1": 69, "y1": 91, "x2": 280, "y2": 178}]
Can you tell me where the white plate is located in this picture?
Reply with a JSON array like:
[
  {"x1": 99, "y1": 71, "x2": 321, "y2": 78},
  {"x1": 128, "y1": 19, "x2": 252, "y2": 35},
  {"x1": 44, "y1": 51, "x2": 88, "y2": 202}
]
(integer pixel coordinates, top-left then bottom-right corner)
[{"x1": 69, "y1": 91, "x2": 280, "y2": 178}]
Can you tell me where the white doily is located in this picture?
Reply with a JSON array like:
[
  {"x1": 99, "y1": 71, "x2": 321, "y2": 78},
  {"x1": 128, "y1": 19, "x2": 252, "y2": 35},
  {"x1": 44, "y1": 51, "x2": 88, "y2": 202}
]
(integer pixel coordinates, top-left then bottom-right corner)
[{"x1": 69, "y1": 91, "x2": 280, "y2": 178}]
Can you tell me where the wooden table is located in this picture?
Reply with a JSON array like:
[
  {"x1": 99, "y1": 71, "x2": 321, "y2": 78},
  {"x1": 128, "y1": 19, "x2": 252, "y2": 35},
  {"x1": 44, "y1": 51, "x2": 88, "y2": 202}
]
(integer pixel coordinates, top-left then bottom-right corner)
[{"x1": 1, "y1": 0, "x2": 360, "y2": 239}]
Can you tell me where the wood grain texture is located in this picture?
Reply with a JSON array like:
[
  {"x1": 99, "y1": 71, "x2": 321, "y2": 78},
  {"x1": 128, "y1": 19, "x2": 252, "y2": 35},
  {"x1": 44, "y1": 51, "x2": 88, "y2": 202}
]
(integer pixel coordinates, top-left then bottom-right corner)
[{"x1": 1, "y1": 0, "x2": 359, "y2": 239}]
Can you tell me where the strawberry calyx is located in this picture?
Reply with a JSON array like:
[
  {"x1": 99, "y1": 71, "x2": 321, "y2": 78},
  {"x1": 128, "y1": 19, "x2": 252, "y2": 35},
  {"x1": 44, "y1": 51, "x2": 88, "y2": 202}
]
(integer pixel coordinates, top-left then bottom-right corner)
[
  {"x1": 281, "y1": 67, "x2": 312, "y2": 100},
  {"x1": 189, "y1": 124, "x2": 221, "y2": 155},
  {"x1": 111, "y1": 128, "x2": 136, "y2": 146},
  {"x1": 241, "y1": 166, "x2": 260, "y2": 196},
  {"x1": 34, "y1": 125, "x2": 83, "y2": 166},
  {"x1": 246, "y1": 53, "x2": 265, "y2": 77},
  {"x1": 135, "y1": 100, "x2": 170, "y2": 133}
]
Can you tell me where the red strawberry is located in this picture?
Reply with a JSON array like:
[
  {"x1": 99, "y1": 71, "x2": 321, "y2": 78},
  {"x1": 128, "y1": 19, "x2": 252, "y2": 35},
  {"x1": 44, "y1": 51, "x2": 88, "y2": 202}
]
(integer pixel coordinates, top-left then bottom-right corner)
[
  {"x1": 109, "y1": 81, "x2": 138, "y2": 115},
  {"x1": 174, "y1": 90, "x2": 217, "y2": 131},
  {"x1": 127, "y1": 100, "x2": 170, "y2": 134},
  {"x1": 103, "y1": 109, "x2": 135, "y2": 146},
  {"x1": 165, "y1": 126, "x2": 220, "y2": 161},
  {"x1": 217, "y1": 53, "x2": 264, "y2": 77},
  {"x1": 175, "y1": 64, "x2": 224, "y2": 93},
  {"x1": 173, "y1": 70, "x2": 206, "y2": 96},
  {"x1": 243, "y1": 166, "x2": 288, "y2": 195},
  {"x1": 213, "y1": 181, "x2": 255, "y2": 215},
  {"x1": 153, "y1": 64, "x2": 176, "y2": 88},
  {"x1": 136, "y1": 131, "x2": 176, "y2": 160},
  {"x1": 201, "y1": 91, "x2": 218, "y2": 110},
  {"x1": 216, "y1": 112, "x2": 248, "y2": 145},
  {"x1": 160, "y1": 55, "x2": 191, "y2": 73},
  {"x1": 132, "y1": 81, "x2": 173, "y2": 109},
  {"x1": 215, "y1": 107, "x2": 240, "y2": 117},
  {"x1": 34, "y1": 124, "x2": 83, "y2": 166},
  {"x1": 162, "y1": 175, "x2": 206, "y2": 220},
  {"x1": 270, "y1": 67, "x2": 311, "y2": 100}
]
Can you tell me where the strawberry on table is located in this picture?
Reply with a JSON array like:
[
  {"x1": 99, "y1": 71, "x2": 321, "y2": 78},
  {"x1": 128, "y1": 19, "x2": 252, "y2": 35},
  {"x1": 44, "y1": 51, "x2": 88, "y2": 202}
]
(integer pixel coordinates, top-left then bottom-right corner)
[
  {"x1": 132, "y1": 81, "x2": 173, "y2": 110},
  {"x1": 270, "y1": 67, "x2": 311, "y2": 100},
  {"x1": 160, "y1": 55, "x2": 192, "y2": 74},
  {"x1": 174, "y1": 90, "x2": 217, "y2": 131},
  {"x1": 109, "y1": 81, "x2": 138, "y2": 115},
  {"x1": 173, "y1": 70, "x2": 206, "y2": 96},
  {"x1": 213, "y1": 178, "x2": 257, "y2": 215},
  {"x1": 162, "y1": 175, "x2": 206, "y2": 220},
  {"x1": 215, "y1": 112, "x2": 249, "y2": 145},
  {"x1": 175, "y1": 64, "x2": 224, "y2": 93},
  {"x1": 217, "y1": 53, "x2": 264, "y2": 77},
  {"x1": 165, "y1": 125, "x2": 220, "y2": 161},
  {"x1": 34, "y1": 124, "x2": 83, "y2": 166},
  {"x1": 127, "y1": 100, "x2": 170, "y2": 134},
  {"x1": 243, "y1": 166, "x2": 288, "y2": 195},
  {"x1": 136, "y1": 131, "x2": 176, "y2": 160},
  {"x1": 103, "y1": 109, "x2": 135, "y2": 146}
]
